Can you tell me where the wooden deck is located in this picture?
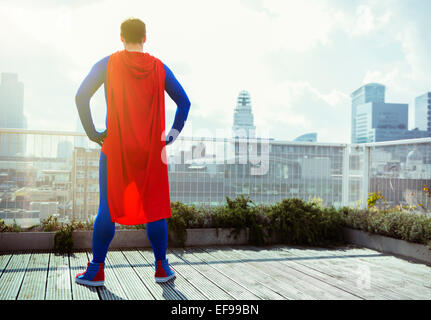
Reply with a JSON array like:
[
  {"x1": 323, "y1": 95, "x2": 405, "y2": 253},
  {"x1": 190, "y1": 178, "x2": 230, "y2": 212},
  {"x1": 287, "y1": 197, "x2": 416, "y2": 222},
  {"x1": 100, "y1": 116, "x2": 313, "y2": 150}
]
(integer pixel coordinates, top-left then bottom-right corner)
[{"x1": 1, "y1": 245, "x2": 431, "y2": 300}]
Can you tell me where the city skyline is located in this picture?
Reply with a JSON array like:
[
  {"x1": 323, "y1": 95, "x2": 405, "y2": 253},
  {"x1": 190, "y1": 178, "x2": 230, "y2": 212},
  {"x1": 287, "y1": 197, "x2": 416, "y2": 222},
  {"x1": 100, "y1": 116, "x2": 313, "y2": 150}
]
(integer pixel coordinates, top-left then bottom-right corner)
[{"x1": 1, "y1": 0, "x2": 431, "y2": 143}]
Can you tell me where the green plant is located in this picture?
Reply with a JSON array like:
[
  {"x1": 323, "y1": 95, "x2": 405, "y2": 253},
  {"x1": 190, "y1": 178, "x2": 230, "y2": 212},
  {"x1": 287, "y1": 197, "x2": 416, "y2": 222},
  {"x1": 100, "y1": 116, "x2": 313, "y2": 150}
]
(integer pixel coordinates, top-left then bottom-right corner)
[
  {"x1": 342, "y1": 207, "x2": 431, "y2": 246},
  {"x1": 54, "y1": 223, "x2": 75, "y2": 254},
  {"x1": 213, "y1": 195, "x2": 268, "y2": 246},
  {"x1": 41, "y1": 216, "x2": 61, "y2": 232},
  {"x1": 266, "y1": 198, "x2": 344, "y2": 246},
  {"x1": 167, "y1": 201, "x2": 199, "y2": 246},
  {"x1": 367, "y1": 191, "x2": 386, "y2": 208},
  {"x1": 69, "y1": 216, "x2": 95, "y2": 231},
  {"x1": 0, "y1": 219, "x2": 22, "y2": 232}
]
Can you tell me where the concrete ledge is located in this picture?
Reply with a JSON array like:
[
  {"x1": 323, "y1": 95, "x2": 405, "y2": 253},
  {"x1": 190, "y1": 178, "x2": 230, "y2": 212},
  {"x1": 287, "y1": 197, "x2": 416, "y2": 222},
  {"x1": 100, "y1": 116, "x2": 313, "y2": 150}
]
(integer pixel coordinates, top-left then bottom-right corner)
[
  {"x1": 0, "y1": 228, "x2": 249, "y2": 252},
  {"x1": 182, "y1": 228, "x2": 249, "y2": 247},
  {"x1": 343, "y1": 227, "x2": 431, "y2": 266},
  {"x1": 0, "y1": 232, "x2": 55, "y2": 251}
]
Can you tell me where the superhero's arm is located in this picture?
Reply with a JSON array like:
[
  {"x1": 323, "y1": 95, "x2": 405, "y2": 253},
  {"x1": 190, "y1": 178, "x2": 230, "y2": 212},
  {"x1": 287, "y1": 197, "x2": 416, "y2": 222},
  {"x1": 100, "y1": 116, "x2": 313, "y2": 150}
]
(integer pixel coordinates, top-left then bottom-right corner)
[
  {"x1": 163, "y1": 63, "x2": 191, "y2": 145},
  {"x1": 75, "y1": 56, "x2": 109, "y2": 147}
]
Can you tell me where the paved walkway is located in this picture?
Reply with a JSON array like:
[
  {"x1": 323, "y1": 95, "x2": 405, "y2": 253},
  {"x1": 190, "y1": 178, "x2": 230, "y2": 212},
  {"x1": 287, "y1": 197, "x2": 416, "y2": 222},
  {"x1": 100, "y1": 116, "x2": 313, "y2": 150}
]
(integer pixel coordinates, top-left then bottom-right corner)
[{"x1": 1, "y1": 245, "x2": 431, "y2": 300}]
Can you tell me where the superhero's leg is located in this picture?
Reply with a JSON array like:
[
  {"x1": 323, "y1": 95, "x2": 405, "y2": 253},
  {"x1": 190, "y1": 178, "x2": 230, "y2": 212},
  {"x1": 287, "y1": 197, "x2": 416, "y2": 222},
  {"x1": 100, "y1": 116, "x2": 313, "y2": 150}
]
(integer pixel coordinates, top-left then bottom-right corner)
[
  {"x1": 75, "y1": 151, "x2": 114, "y2": 286},
  {"x1": 146, "y1": 218, "x2": 168, "y2": 261},
  {"x1": 147, "y1": 218, "x2": 175, "y2": 282},
  {"x1": 91, "y1": 150, "x2": 115, "y2": 263}
]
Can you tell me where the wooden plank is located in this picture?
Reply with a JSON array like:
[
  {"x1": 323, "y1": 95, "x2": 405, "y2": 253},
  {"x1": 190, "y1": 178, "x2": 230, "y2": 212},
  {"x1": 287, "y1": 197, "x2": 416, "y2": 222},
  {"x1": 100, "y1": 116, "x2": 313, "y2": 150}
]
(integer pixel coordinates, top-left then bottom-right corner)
[
  {"x1": 303, "y1": 246, "x2": 431, "y2": 299},
  {"x1": 175, "y1": 247, "x2": 261, "y2": 300},
  {"x1": 0, "y1": 254, "x2": 12, "y2": 278},
  {"x1": 0, "y1": 252, "x2": 31, "y2": 300},
  {"x1": 69, "y1": 251, "x2": 99, "y2": 300},
  {"x1": 274, "y1": 246, "x2": 419, "y2": 299},
  {"x1": 265, "y1": 245, "x2": 411, "y2": 300},
  {"x1": 138, "y1": 248, "x2": 208, "y2": 300},
  {"x1": 208, "y1": 246, "x2": 317, "y2": 300},
  {"x1": 339, "y1": 247, "x2": 431, "y2": 285},
  {"x1": 266, "y1": 245, "x2": 414, "y2": 300},
  {"x1": 234, "y1": 246, "x2": 364, "y2": 300},
  {"x1": 96, "y1": 250, "x2": 128, "y2": 300},
  {"x1": 45, "y1": 253, "x2": 72, "y2": 300},
  {"x1": 355, "y1": 246, "x2": 431, "y2": 279},
  {"x1": 122, "y1": 249, "x2": 180, "y2": 300},
  {"x1": 17, "y1": 252, "x2": 49, "y2": 300},
  {"x1": 168, "y1": 248, "x2": 235, "y2": 300},
  {"x1": 106, "y1": 250, "x2": 154, "y2": 300},
  {"x1": 195, "y1": 247, "x2": 285, "y2": 300}
]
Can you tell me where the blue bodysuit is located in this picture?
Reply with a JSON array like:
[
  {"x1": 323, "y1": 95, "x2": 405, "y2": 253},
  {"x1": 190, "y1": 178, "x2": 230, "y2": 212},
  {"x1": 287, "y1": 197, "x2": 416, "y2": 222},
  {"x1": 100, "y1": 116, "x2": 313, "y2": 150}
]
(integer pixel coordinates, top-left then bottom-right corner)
[{"x1": 76, "y1": 55, "x2": 191, "y2": 263}]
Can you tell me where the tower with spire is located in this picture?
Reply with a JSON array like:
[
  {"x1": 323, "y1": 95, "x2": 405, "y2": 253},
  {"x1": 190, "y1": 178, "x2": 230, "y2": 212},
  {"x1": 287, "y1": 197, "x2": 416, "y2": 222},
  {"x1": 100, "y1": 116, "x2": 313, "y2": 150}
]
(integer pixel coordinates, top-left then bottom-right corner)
[{"x1": 232, "y1": 90, "x2": 256, "y2": 139}]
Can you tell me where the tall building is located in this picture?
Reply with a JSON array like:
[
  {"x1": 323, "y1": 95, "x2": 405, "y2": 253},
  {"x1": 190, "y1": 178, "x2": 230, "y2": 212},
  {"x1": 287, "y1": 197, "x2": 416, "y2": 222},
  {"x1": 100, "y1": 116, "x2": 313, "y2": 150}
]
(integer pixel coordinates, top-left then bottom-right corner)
[
  {"x1": 0, "y1": 73, "x2": 27, "y2": 157},
  {"x1": 351, "y1": 83, "x2": 429, "y2": 143},
  {"x1": 232, "y1": 90, "x2": 256, "y2": 139},
  {"x1": 350, "y1": 83, "x2": 385, "y2": 143},
  {"x1": 414, "y1": 92, "x2": 431, "y2": 136},
  {"x1": 72, "y1": 147, "x2": 100, "y2": 221},
  {"x1": 0, "y1": 73, "x2": 26, "y2": 128}
]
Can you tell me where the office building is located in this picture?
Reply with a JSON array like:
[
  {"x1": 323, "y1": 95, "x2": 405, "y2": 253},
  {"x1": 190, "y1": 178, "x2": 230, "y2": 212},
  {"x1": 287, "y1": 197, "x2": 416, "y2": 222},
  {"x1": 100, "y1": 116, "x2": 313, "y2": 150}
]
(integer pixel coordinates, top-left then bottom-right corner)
[
  {"x1": 351, "y1": 84, "x2": 429, "y2": 143},
  {"x1": 0, "y1": 73, "x2": 27, "y2": 156},
  {"x1": 351, "y1": 83, "x2": 385, "y2": 143},
  {"x1": 414, "y1": 92, "x2": 431, "y2": 136}
]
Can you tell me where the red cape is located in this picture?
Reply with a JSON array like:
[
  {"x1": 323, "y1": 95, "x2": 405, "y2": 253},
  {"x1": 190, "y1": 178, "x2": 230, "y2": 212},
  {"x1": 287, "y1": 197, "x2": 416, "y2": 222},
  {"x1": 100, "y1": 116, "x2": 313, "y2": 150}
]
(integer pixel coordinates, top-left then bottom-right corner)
[{"x1": 101, "y1": 50, "x2": 171, "y2": 225}]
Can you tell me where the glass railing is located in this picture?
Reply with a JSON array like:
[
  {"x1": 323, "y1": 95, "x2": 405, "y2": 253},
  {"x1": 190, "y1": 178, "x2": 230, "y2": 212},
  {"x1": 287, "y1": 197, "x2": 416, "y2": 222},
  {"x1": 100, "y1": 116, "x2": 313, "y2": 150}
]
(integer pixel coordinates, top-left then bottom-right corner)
[
  {"x1": 1, "y1": 128, "x2": 429, "y2": 227},
  {"x1": 363, "y1": 138, "x2": 431, "y2": 213}
]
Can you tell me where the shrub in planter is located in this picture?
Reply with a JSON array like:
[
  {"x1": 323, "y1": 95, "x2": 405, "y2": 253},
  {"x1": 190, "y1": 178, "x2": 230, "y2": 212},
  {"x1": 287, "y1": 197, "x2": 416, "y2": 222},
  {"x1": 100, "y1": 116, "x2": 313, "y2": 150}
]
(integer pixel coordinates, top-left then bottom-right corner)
[
  {"x1": 341, "y1": 207, "x2": 431, "y2": 246},
  {"x1": 0, "y1": 219, "x2": 22, "y2": 232},
  {"x1": 212, "y1": 195, "x2": 269, "y2": 246},
  {"x1": 54, "y1": 224, "x2": 75, "y2": 254},
  {"x1": 167, "y1": 201, "x2": 200, "y2": 246},
  {"x1": 41, "y1": 216, "x2": 61, "y2": 232},
  {"x1": 266, "y1": 198, "x2": 345, "y2": 246}
]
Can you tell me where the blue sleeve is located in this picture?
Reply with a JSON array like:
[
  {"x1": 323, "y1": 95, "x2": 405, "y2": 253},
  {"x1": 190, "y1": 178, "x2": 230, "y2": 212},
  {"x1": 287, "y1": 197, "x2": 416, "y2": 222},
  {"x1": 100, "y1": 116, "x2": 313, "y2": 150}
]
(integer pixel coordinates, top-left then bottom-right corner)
[
  {"x1": 163, "y1": 63, "x2": 191, "y2": 145},
  {"x1": 75, "y1": 56, "x2": 109, "y2": 142}
]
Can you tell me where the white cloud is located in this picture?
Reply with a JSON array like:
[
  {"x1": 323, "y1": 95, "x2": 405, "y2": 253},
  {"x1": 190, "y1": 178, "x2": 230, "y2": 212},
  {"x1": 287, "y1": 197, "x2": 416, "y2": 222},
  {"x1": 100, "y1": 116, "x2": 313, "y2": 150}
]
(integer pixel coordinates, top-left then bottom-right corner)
[{"x1": 0, "y1": 0, "x2": 429, "y2": 143}]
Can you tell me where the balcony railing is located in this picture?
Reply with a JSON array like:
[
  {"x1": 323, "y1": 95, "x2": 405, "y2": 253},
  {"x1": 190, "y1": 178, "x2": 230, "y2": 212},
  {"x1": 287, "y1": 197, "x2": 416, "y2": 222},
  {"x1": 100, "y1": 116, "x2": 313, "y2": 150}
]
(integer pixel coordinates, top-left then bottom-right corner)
[{"x1": 0, "y1": 128, "x2": 430, "y2": 227}]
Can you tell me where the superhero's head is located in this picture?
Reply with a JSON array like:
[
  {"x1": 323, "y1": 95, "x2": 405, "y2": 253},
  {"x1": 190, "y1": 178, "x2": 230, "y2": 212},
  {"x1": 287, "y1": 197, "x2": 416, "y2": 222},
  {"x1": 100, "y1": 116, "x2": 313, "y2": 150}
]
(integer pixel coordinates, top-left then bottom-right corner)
[{"x1": 120, "y1": 18, "x2": 146, "y2": 44}]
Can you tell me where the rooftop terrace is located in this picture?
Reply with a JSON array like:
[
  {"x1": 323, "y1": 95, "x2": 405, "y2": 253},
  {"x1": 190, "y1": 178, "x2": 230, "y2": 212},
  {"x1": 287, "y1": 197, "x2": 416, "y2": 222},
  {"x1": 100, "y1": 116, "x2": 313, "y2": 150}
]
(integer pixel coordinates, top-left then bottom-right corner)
[{"x1": 1, "y1": 245, "x2": 431, "y2": 300}]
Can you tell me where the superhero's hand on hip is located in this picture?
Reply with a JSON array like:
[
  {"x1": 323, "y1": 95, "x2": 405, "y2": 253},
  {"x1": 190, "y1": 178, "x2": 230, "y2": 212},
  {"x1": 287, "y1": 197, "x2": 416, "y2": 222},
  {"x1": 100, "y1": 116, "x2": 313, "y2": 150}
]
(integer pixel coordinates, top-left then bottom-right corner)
[
  {"x1": 165, "y1": 128, "x2": 179, "y2": 146},
  {"x1": 92, "y1": 129, "x2": 107, "y2": 147}
]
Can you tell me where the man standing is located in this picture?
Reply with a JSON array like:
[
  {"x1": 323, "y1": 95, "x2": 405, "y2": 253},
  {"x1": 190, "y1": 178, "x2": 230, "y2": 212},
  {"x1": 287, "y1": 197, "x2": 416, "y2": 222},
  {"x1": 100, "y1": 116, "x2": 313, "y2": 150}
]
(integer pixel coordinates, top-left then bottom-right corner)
[{"x1": 75, "y1": 18, "x2": 191, "y2": 286}]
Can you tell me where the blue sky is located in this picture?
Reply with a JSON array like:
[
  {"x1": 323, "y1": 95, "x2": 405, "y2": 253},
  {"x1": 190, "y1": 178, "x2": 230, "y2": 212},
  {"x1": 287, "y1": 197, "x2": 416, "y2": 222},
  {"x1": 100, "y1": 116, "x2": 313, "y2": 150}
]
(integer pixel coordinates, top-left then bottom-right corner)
[{"x1": 1, "y1": 0, "x2": 430, "y2": 143}]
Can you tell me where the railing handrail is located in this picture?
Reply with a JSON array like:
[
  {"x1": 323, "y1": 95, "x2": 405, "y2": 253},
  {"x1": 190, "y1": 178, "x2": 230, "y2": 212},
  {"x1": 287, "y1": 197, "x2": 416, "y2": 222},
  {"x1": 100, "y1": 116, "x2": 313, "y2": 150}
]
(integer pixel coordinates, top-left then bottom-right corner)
[
  {"x1": 0, "y1": 128, "x2": 348, "y2": 147},
  {"x1": 1, "y1": 127, "x2": 430, "y2": 147},
  {"x1": 353, "y1": 137, "x2": 431, "y2": 147}
]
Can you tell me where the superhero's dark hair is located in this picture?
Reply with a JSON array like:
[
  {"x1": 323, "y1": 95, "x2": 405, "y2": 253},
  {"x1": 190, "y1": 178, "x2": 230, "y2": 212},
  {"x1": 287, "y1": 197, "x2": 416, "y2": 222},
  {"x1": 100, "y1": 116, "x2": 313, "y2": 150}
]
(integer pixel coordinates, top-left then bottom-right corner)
[{"x1": 121, "y1": 18, "x2": 146, "y2": 43}]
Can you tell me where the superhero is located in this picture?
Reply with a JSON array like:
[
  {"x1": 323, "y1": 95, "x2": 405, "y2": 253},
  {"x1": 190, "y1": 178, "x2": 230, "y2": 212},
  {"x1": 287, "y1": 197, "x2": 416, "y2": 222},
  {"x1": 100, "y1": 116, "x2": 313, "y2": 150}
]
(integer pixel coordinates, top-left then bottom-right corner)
[{"x1": 74, "y1": 18, "x2": 190, "y2": 286}]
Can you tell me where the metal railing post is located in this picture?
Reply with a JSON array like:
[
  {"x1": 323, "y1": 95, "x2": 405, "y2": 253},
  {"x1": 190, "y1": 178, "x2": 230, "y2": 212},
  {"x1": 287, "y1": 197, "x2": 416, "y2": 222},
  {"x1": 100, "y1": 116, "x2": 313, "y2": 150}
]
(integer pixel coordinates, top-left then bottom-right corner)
[
  {"x1": 342, "y1": 144, "x2": 350, "y2": 207},
  {"x1": 361, "y1": 146, "x2": 370, "y2": 209}
]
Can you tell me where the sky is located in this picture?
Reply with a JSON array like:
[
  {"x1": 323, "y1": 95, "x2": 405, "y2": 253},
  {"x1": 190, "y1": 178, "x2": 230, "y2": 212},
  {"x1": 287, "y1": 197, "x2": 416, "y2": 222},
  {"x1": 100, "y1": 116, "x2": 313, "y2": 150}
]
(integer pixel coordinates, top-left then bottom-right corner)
[{"x1": 1, "y1": 0, "x2": 431, "y2": 143}]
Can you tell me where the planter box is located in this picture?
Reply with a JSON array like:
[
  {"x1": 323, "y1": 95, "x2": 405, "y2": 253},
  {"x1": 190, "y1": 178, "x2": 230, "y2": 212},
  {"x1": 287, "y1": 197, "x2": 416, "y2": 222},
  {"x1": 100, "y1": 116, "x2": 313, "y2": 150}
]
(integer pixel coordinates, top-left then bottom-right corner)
[
  {"x1": 181, "y1": 228, "x2": 249, "y2": 247},
  {"x1": 72, "y1": 230, "x2": 151, "y2": 249},
  {"x1": 342, "y1": 227, "x2": 431, "y2": 266},
  {"x1": 0, "y1": 232, "x2": 55, "y2": 251},
  {"x1": 0, "y1": 228, "x2": 249, "y2": 252}
]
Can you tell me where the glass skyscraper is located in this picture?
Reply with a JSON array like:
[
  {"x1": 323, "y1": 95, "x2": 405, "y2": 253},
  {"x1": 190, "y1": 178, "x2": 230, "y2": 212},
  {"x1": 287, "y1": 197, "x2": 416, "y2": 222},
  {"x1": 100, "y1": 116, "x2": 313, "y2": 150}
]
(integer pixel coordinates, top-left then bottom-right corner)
[
  {"x1": 350, "y1": 83, "x2": 385, "y2": 143},
  {"x1": 351, "y1": 83, "x2": 429, "y2": 143},
  {"x1": 0, "y1": 73, "x2": 27, "y2": 157},
  {"x1": 414, "y1": 92, "x2": 431, "y2": 136}
]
